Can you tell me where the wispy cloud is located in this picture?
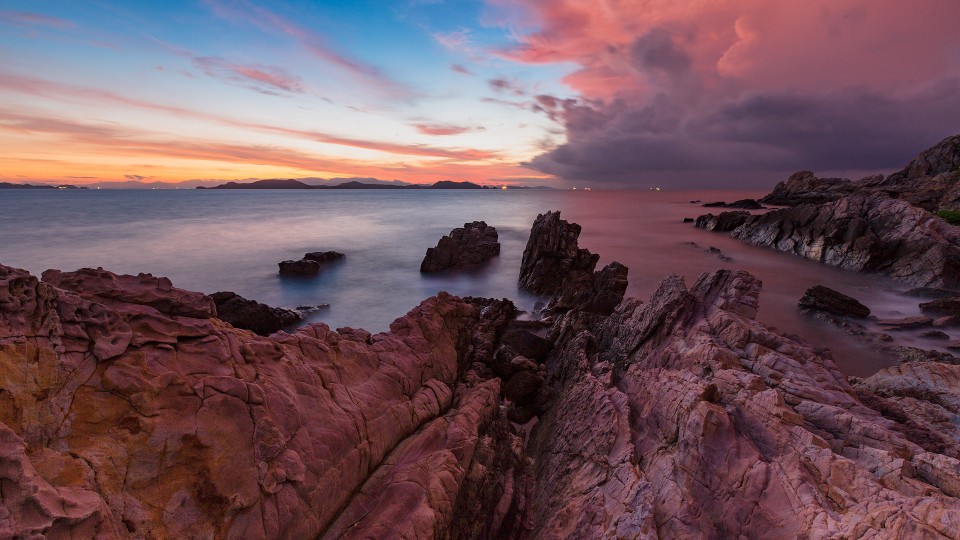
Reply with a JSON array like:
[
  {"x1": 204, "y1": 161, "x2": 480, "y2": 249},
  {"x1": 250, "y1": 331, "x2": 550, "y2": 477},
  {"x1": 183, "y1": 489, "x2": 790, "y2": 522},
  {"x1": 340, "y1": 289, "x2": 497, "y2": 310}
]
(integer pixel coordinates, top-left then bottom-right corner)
[
  {"x1": 0, "y1": 10, "x2": 75, "y2": 29},
  {"x1": 0, "y1": 74, "x2": 496, "y2": 161},
  {"x1": 488, "y1": 76, "x2": 526, "y2": 96},
  {"x1": 450, "y1": 64, "x2": 473, "y2": 76},
  {"x1": 412, "y1": 122, "x2": 485, "y2": 136},
  {"x1": 191, "y1": 56, "x2": 304, "y2": 95},
  {"x1": 202, "y1": 0, "x2": 417, "y2": 99}
]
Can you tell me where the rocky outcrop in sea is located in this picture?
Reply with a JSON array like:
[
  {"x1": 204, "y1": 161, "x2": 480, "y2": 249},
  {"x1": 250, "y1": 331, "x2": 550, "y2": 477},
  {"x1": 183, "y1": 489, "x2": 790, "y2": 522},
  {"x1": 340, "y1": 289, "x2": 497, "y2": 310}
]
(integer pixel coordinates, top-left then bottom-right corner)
[
  {"x1": 3, "y1": 211, "x2": 960, "y2": 538},
  {"x1": 420, "y1": 221, "x2": 500, "y2": 272},
  {"x1": 696, "y1": 134, "x2": 960, "y2": 289}
]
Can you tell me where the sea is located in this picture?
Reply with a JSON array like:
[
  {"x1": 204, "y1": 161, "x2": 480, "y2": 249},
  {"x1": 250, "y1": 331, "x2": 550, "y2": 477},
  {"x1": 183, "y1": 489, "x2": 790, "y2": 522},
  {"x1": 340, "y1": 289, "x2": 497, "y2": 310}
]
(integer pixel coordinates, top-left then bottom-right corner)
[{"x1": 1, "y1": 188, "x2": 951, "y2": 376}]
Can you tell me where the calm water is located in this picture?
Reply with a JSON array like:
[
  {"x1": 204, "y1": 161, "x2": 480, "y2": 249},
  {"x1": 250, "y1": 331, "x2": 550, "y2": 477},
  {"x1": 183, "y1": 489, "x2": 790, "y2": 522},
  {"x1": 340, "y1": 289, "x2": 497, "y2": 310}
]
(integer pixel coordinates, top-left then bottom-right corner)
[{"x1": 0, "y1": 189, "x2": 952, "y2": 376}]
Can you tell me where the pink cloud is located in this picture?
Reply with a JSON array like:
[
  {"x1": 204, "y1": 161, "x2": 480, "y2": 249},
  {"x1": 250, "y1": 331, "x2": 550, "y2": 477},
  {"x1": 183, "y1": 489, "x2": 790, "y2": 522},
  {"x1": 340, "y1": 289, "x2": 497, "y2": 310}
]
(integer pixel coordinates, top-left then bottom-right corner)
[
  {"x1": 451, "y1": 64, "x2": 473, "y2": 76},
  {"x1": 192, "y1": 56, "x2": 304, "y2": 94},
  {"x1": 413, "y1": 122, "x2": 484, "y2": 136},
  {"x1": 0, "y1": 74, "x2": 496, "y2": 161},
  {"x1": 491, "y1": 0, "x2": 960, "y2": 187}
]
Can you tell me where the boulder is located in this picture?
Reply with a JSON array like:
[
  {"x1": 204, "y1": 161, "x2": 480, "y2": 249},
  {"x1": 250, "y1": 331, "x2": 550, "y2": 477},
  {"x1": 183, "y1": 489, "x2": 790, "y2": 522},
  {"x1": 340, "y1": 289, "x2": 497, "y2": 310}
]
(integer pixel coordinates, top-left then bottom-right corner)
[
  {"x1": 210, "y1": 291, "x2": 302, "y2": 335},
  {"x1": 694, "y1": 211, "x2": 750, "y2": 232},
  {"x1": 279, "y1": 251, "x2": 344, "y2": 276},
  {"x1": 920, "y1": 297, "x2": 960, "y2": 316},
  {"x1": 278, "y1": 258, "x2": 320, "y2": 276},
  {"x1": 304, "y1": 251, "x2": 345, "y2": 263},
  {"x1": 420, "y1": 221, "x2": 500, "y2": 272},
  {"x1": 798, "y1": 285, "x2": 870, "y2": 318},
  {"x1": 876, "y1": 316, "x2": 935, "y2": 330}
]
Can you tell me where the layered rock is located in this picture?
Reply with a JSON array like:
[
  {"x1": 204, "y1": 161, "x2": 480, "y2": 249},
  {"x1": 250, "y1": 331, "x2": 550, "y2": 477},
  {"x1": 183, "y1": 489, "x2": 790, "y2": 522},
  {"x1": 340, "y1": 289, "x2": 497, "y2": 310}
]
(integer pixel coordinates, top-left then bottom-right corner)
[
  {"x1": 799, "y1": 285, "x2": 871, "y2": 318},
  {"x1": 0, "y1": 264, "x2": 532, "y2": 539},
  {"x1": 420, "y1": 221, "x2": 500, "y2": 273},
  {"x1": 210, "y1": 291, "x2": 302, "y2": 335},
  {"x1": 731, "y1": 192, "x2": 960, "y2": 288},
  {"x1": 694, "y1": 210, "x2": 750, "y2": 232},
  {"x1": 920, "y1": 297, "x2": 960, "y2": 317}
]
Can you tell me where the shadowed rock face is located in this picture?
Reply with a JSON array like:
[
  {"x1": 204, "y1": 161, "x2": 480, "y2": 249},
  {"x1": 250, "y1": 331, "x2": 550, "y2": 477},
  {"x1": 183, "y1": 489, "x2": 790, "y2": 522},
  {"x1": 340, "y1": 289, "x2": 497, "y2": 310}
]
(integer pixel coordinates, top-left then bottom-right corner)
[
  {"x1": 210, "y1": 291, "x2": 302, "y2": 336},
  {"x1": 731, "y1": 192, "x2": 960, "y2": 288},
  {"x1": 761, "y1": 171, "x2": 856, "y2": 206},
  {"x1": 519, "y1": 211, "x2": 599, "y2": 296},
  {"x1": 420, "y1": 221, "x2": 500, "y2": 272},
  {"x1": 799, "y1": 285, "x2": 871, "y2": 318},
  {"x1": 694, "y1": 210, "x2": 750, "y2": 232},
  {"x1": 4, "y1": 209, "x2": 960, "y2": 539}
]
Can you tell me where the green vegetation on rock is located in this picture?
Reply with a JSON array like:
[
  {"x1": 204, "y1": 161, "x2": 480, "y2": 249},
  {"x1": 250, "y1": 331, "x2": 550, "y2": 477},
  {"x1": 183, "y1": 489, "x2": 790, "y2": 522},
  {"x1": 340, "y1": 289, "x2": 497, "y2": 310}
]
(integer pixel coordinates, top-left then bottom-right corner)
[{"x1": 937, "y1": 209, "x2": 960, "y2": 225}]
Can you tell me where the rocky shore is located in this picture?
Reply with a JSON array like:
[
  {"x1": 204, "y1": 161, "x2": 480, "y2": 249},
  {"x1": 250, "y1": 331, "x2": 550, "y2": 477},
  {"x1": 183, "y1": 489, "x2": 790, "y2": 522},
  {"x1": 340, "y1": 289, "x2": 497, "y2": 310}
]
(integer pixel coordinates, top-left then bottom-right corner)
[{"x1": 3, "y1": 209, "x2": 960, "y2": 538}]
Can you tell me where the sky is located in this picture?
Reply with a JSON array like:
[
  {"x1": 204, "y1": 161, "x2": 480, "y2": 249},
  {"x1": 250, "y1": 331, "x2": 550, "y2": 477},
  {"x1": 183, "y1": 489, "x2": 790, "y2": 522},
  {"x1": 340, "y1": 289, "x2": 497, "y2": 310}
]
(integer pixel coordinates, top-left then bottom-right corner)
[{"x1": 2, "y1": 0, "x2": 959, "y2": 189}]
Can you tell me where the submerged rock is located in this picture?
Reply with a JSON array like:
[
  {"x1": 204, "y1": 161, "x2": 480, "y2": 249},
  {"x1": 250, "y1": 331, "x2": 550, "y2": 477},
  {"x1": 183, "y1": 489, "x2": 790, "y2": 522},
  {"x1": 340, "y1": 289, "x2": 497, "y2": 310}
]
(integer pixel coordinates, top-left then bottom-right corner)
[
  {"x1": 420, "y1": 221, "x2": 500, "y2": 272},
  {"x1": 799, "y1": 285, "x2": 871, "y2": 318},
  {"x1": 211, "y1": 291, "x2": 302, "y2": 335},
  {"x1": 279, "y1": 251, "x2": 344, "y2": 276},
  {"x1": 920, "y1": 297, "x2": 960, "y2": 316}
]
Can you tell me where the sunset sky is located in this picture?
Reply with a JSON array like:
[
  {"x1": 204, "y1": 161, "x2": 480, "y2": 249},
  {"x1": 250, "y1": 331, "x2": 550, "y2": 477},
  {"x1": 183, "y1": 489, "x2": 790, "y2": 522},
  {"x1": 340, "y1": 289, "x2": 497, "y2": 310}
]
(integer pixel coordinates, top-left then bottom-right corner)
[{"x1": 2, "y1": 1, "x2": 959, "y2": 188}]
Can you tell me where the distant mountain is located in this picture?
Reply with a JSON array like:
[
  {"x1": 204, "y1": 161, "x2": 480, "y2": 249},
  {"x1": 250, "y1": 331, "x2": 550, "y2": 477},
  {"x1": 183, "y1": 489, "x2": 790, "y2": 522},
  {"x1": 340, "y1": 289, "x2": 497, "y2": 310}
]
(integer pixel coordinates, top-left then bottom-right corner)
[
  {"x1": 0, "y1": 182, "x2": 87, "y2": 190},
  {"x1": 197, "y1": 179, "x2": 314, "y2": 189},
  {"x1": 198, "y1": 179, "x2": 490, "y2": 190}
]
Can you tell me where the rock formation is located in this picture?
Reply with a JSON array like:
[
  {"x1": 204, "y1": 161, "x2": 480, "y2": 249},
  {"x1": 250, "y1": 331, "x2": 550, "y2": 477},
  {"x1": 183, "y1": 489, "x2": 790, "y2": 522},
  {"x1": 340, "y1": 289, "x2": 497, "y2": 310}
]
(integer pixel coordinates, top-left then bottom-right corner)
[
  {"x1": 731, "y1": 192, "x2": 960, "y2": 288},
  {"x1": 799, "y1": 285, "x2": 871, "y2": 318},
  {"x1": 761, "y1": 171, "x2": 857, "y2": 206},
  {"x1": 694, "y1": 210, "x2": 750, "y2": 232},
  {"x1": 211, "y1": 291, "x2": 302, "y2": 335},
  {"x1": 420, "y1": 221, "x2": 500, "y2": 273},
  {"x1": 278, "y1": 251, "x2": 344, "y2": 276},
  {"x1": 4, "y1": 210, "x2": 960, "y2": 539},
  {"x1": 703, "y1": 199, "x2": 763, "y2": 209},
  {"x1": 920, "y1": 297, "x2": 960, "y2": 317}
]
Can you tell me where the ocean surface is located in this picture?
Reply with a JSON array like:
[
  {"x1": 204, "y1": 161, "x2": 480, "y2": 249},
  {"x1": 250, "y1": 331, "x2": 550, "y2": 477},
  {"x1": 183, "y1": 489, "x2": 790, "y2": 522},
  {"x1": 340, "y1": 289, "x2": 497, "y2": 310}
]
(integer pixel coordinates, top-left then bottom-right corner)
[{"x1": 1, "y1": 188, "x2": 952, "y2": 376}]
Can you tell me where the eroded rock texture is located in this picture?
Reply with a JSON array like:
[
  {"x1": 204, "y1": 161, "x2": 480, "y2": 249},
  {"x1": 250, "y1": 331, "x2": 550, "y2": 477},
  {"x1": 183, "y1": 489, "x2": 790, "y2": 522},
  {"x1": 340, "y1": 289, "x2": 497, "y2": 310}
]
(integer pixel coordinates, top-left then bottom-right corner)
[
  {"x1": 694, "y1": 210, "x2": 750, "y2": 232},
  {"x1": 0, "y1": 264, "x2": 532, "y2": 539},
  {"x1": 420, "y1": 221, "x2": 500, "y2": 272},
  {"x1": 518, "y1": 211, "x2": 599, "y2": 296},
  {"x1": 4, "y1": 209, "x2": 960, "y2": 539},
  {"x1": 731, "y1": 193, "x2": 960, "y2": 288}
]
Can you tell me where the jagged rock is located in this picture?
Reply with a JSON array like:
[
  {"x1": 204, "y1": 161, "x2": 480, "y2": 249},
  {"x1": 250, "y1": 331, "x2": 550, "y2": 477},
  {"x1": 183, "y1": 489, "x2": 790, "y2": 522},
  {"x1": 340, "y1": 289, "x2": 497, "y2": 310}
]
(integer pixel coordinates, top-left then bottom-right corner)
[
  {"x1": 420, "y1": 221, "x2": 500, "y2": 272},
  {"x1": 0, "y1": 264, "x2": 533, "y2": 539},
  {"x1": 732, "y1": 192, "x2": 960, "y2": 288},
  {"x1": 761, "y1": 171, "x2": 856, "y2": 206},
  {"x1": 210, "y1": 291, "x2": 302, "y2": 336},
  {"x1": 501, "y1": 329, "x2": 552, "y2": 361},
  {"x1": 552, "y1": 261, "x2": 628, "y2": 315},
  {"x1": 876, "y1": 316, "x2": 935, "y2": 330},
  {"x1": 519, "y1": 211, "x2": 599, "y2": 296},
  {"x1": 694, "y1": 211, "x2": 750, "y2": 232},
  {"x1": 882, "y1": 134, "x2": 960, "y2": 212},
  {"x1": 920, "y1": 297, "x2": 960, "y2": 316},
  {"x1": 527, "y1": 268, "x2": 960, "y2": 537},
  {"x1": 303, "y1": 251, "x2": 345, "y2": 263},
  {"x1": 799, "y1": 285, "x2": 870, "y2": 318}
]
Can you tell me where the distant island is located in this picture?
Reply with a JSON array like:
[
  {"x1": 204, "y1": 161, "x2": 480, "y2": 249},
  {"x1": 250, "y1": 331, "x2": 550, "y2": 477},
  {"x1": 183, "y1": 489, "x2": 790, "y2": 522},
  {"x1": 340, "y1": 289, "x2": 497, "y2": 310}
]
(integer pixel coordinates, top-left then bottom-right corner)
[
  {"x1": 197, "y1": 179, "x2": 552, "y2": 190},
  {"x1": 0, "y1": 182, "x2": 87, "y2": 190}
]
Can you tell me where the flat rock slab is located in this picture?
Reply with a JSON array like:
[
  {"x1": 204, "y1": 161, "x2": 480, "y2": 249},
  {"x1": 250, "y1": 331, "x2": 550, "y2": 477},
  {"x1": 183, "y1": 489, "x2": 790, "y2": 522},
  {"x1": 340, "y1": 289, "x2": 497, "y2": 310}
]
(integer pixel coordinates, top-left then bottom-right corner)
[
  {"x1": 876, "y1": 316, "x2": 934, "y2": 330},
  {"x1": 799, "y1": 285, "x2": 871, "y2": 318}
]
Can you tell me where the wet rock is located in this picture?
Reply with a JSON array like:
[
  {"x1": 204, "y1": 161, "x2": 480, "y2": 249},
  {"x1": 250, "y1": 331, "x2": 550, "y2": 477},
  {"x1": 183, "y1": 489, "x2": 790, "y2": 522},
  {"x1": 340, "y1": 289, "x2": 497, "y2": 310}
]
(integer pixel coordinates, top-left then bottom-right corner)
[
  {"x1": 210, "y1": 291, "x2": 302, "y2": 336},
  {"x1": 304, "y1": 251, "x2": 345, "y2": 263},
  {"x1": 920, "y1": 297, "x2": 960, "y2": 316},
  {"x1": 903, "y1": 287, "x2": 960, "y2": 299},
  {"x1": 921, "y1": 330, "x2": 950, "y2": 340},
  {"x1": 420, "y1": 221, "x2": 500, "y2": 272},
  {"x1": 876, "y1": 316, "x2": 935, "y2": 330},
  {"x1": 278, "y1": 258, "x2": 321, "y2": 276},
  {"x1": 279, "y1": 251, "x2": 344, "y2": 276},
  {"x1": 798, "y1": 285, "x2": 870, "y2": 318},
  {"x1": 732, "y1": 192, "x2": 960, "y2": 288},
  {"x1": 702, "y1": 199, "x2": 763, "y2": 209},
  {"x1": 519, "y1": 211, "x2": 598, "y2": 296},
  {"x1": 694, "y1": 210, "x2": 750, "y2": 232},
  {"x1": 702, "y1": 201, "x2": 727, "y2": 207},
  {"x1": 682, "y1": 217, "x2": 694, "y2": 223}
]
